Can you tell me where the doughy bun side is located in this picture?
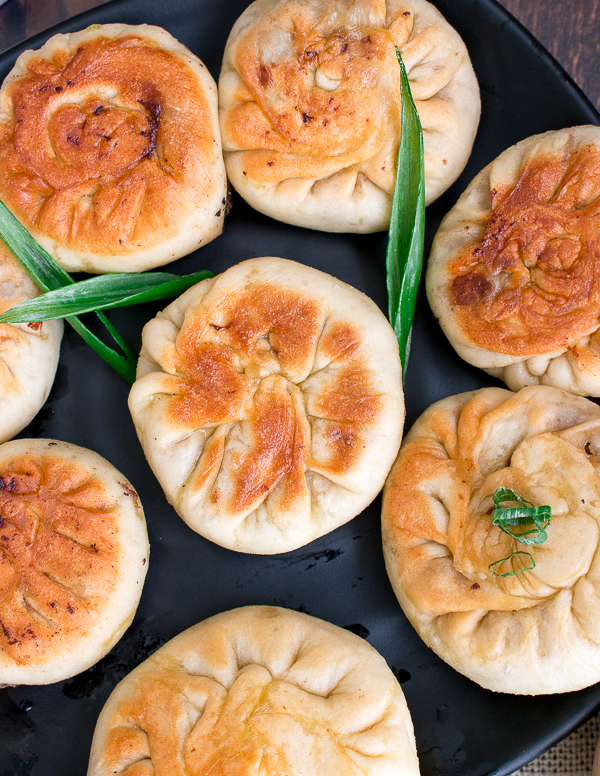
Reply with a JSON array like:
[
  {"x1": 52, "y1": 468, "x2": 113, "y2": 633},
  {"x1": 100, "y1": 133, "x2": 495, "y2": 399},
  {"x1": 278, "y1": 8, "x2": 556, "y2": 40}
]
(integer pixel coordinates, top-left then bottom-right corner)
[
  {"x1": 0, "y1": 439, "x2": 149, "y2": 686},
  {"x1": 129, "y1": 257, "x2": 404, "y2": 554},
  {"x1": 383, "y1": 385, "x2": 600, "y2": 694},
  {"x1": 88, "y1": 606, "x2": 420, "y2": 776},
  {"x1": 427, "y1": 125, "x2": 600, "y2": 396},
  {"x1": 219, "y1": 0, "x2": 480, "y2": 232},
  {"x1": 0, "y1": 23, "x2": 227, "y2": 273},
  {"x1": 0, "y1": 239, "x2": 63, "y2": 444}
]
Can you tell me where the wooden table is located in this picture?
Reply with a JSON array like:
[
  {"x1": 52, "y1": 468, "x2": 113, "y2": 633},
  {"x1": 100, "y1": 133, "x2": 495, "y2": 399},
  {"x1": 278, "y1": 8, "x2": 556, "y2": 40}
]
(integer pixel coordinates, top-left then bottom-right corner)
[
  {"x1": 0, "y1": 0, "x2": 598, "y2": 113},
  {"x1": 0, "y1": 1, "x2": 598, "y2": 775}
]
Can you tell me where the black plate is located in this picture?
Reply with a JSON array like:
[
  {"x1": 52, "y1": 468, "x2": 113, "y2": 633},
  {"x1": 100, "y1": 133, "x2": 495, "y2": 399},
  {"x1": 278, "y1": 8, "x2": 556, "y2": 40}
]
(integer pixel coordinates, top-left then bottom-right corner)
[{"x1": 0, "y1": 1, "x2": 599, "y2": 775}]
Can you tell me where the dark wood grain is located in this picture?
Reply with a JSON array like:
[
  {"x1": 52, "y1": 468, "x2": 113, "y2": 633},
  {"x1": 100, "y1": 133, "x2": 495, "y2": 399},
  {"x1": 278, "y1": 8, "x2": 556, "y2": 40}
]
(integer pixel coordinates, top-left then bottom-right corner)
[
  {"x1": 497, "y1": 0, "x2": 600, "y2": 111},
  {"x1": 0, "y1": 0, "x2": 111, "y2": 57}
]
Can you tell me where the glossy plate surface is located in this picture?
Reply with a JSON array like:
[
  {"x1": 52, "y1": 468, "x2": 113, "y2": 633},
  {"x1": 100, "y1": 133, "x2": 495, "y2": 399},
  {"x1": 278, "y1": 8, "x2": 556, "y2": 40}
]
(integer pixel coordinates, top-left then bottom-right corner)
[{"x1": 0, "y1": 0, "x2": 599, "y2": 774}]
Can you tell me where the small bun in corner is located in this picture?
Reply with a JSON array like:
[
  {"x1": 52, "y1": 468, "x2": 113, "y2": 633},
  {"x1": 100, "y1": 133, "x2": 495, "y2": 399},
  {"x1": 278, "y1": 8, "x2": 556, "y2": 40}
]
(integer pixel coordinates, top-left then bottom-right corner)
[
  {"x1": 87, "y1": 606, "x2": 420, "y2": 776},
  {"x1": 0, "y1": 239, "x2": 63, "y2": 443}
]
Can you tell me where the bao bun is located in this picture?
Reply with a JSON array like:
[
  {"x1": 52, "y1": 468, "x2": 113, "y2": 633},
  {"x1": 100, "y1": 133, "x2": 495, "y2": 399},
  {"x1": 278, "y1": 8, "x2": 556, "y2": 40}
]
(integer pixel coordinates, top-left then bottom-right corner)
[
  {"x1": 88, "y1": 606, "x2": 420, "y2": 776},
  {"x1": 219, "y1": 0, "x2": 480, "y2": 232},
  {"x1": 0, "y1": 24, "x2": 227, "y2": 273},
  {"x1": 383, "y1": 385, "x2": 600, "y2": 694},
  {"x1": 0, "y1": 439, "x2": 148, "y2": 686},
  {"x1": 129, "y1": 257, "x2": 404, "y2": 554},
  {"x1": 428, "y1": 125, "x2": 600, "y2": 396},
  {"x1": 0, "y1": 239, "x2": 62, "y2": 443}
]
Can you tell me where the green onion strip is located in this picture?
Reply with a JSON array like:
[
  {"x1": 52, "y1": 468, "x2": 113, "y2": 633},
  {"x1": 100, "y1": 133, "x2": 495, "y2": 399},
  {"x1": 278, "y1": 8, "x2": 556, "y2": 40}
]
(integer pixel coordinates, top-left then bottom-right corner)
[
  {"x1": 488, "y1": 487, "x2": 552, "y2": 577},
  {"x1": 0, "y1": 200, "x2": 213, "y2": 383},
  {"x1": 386, "y1": 47, "x2": 425, "y2": 381},
  {"x1": 0, "y1": 271, "x2": 214, "y2": 323}
]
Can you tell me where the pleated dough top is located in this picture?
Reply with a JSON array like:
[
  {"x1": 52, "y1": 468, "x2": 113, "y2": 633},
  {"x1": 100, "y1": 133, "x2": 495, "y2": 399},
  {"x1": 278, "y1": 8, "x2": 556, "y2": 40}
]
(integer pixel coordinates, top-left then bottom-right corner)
[
  {"x1": 129, "y1": 257, "x2": 404, "y2": 554},
  {"x1": 87, "y1": 606, "x2": 420, "y2": 776},
  {"x1": 0, "y1": 24, "x2": 227, "y2": 273},
  {"x1": 0, "y1": 439, "x2": 149, "y2": 686},
  {"x1": 382, "y1": 386, "x2": 600, "y2": 694},
  {"x1": 219, "y1": 0, "x2": 480, "y2": 232}
]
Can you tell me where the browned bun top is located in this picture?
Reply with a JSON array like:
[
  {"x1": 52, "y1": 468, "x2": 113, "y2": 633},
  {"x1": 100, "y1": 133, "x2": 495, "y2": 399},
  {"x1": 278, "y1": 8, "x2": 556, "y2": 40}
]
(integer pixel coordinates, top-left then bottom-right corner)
[
  {"x1": 225, "y1": 5, "x2": 403, "y2": 183},
  {"x1": 448, "y1": 144, "x2": 600, "y2": 355},
  {"x1": 426, "y1": 126, "x2": 600, "y2": 396},
  {"x1": 219, "y1": 0, "x2": 480, "y2": 232},
  {"x1": 0, "y1": 439, "x2": 149, "y2": 685},
  {"x1": 129, "y1": 257, "x2": 404, "y2": 554},
  {"x1": 87, "y1": 607, "x2": 420, "y2": 776},
  {"x1": 382, "y1": 386, "x2": 600, "y2": 694},
  {"x1": 0, "y1": 24, "x2": 226, "y2": 273},
  {"x1": 0, "y1": 452, "x2": 117, "y2": 662}
]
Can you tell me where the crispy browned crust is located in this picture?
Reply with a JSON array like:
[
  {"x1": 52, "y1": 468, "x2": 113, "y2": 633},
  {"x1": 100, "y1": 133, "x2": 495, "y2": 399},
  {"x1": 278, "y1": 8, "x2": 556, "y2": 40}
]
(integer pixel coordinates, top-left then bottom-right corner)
[
  {"x1": 0, "y1": 440, "x2": 148, "y2": 684},
  {"x1": 225, "y1": 15, "x2": 403, "y2": 185},
  {"x1": 129, "y1": 257, "x2": 404, "y2": 553},
  {"x1": 219, "y1": 0, "x2": 480, "y2": 231},
  {"x1": 87, "y1": 607, "x2": 420, "y2": 776},
  {"x1": 427, "y1": 126, "x2": 600, "y2": 396},
  {"x1": 0, "y1": 25, "x2": 225, "y2": 272},
  {"x1": 0, "y1": 453, "x2": 118, "y2": 663},
  {"x1": 166, "y1": 289, "x2": 382, "y2": 515},
  {"x1": 448, "y1": 145, "x2": 600, "y2": 355}
]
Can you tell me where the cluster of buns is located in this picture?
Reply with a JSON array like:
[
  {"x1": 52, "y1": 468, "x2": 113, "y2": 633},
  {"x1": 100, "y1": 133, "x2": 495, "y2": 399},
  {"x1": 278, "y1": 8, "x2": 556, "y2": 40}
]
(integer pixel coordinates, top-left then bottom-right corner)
[
  {"x1": 391, "y1": 126, "x2": 600, "y2": 696},
  {"x1": 0, "y1": 0, "x2": 481, "y2": 274},
  {"x1": 10, "y1": 1, "x2": 600, "y2": 773}
]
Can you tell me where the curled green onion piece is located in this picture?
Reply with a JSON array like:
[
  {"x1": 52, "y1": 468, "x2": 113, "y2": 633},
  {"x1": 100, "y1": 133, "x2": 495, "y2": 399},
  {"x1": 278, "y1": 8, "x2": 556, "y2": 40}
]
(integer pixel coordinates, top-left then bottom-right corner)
[
  {"x1": 491, "y1": 487, "x2": 551, "y2": 545},
  {"x1": 487, "y1": 488, "x2": 551, "y2": 577},
  {"x1": 489, "y1": 551, "x2": 536, "y2": 578}
]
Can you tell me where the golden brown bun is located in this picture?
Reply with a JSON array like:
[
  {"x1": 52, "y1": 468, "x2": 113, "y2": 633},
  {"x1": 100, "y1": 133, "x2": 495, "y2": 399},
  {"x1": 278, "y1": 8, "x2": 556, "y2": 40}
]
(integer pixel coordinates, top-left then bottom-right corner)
[
  {"x1": 382, "y1": 386, "x2": 600, "y2": 694},
  {"x1": 87, "y1": 606, "x2": 420, "y2": 776},
  {"x1": 0, "y1": 24, "x2": 226, "y2": 273},
  {"x1": 219, "y1": 0, "x2": 480, "y2": 232},
  {"x1": 0, "y1": 439, "x2": 149, "y2": 686},
  {"x1": 0, "y1": 239, "x2": 62, "y2": 442},
  {"x1": 427, "y1": 125, "x2": 600, "y2": 395},
  {"x1": 129, "y1": 257, "x2": 404, "y2": 554}
]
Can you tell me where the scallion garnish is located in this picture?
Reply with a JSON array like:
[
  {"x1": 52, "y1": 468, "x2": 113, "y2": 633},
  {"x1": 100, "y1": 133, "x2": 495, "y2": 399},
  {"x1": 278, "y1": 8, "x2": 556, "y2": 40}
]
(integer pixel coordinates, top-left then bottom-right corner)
[
  {"x1": 489, "y1": 551, "x2": 536, "y2": 578},
  {"x1": 0, "y1": 271, "x2": 213, "y2": 323},
  {"x1": 491, "y1": 487, "x2": 551, "y2": 545},
  {"x1": 488, "y1": 487, "x2": 551, "y2": 577},
  {"x1": 386, "y1": 47, "x2": 425, "y2": 380},
  {"x1": 0, "y1": 200, "x2": 213, "y2": 383}
]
